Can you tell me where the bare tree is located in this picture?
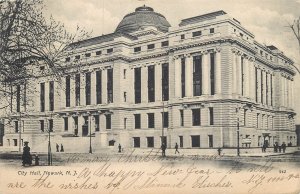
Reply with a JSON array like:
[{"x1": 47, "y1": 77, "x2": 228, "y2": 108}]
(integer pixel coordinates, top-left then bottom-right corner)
[
  {"x1": 288, "y1": 16, "x2": 300, "y2": 55},
  {"x1": 0, "y1": 0, "x2": 90, "y2": 111}
]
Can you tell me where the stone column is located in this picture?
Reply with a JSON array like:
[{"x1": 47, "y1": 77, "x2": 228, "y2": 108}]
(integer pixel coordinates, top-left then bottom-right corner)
[
  {"x1": 248, "y1": 58, "x2": 254, "y2": 100},
  {"x1": 215, "y1": 48, "x2": 222, "y2": 95},
  {"x1": 257, "y1": 67, "x2": 261, "y2": 104},
  {"x1": 141, "y1": 65, "x2": 148, "y2": 103},
  {"x1": 268, "y1": 72, "x2": 272, "y2": 106},
  {"x1": 60, "y1": 78, "x2": 66, "y2": 108},
  {"x1": 185, "y1": 54, "x2": 193, "y2": 97},
  {"x1": 174, "y1": 56, "x2": 181, "y2": 98},
  {"x1": 155, "y1": 63, "x2": 162, "y2": 101},
  {"x1": 80, "y1": 73, "x2": 85, "y2": 106},
  {"x1": 102, "y1": 69, "x2": 107, "y2": 104},
  {"x1": 232, "y1": 50, "x2": 237, "y2": 95},
  {"x1": 91, "y1": 71, "x2": 96, "y2": 105},
  {"x1": 202, "y1": 51, "x2": 210, "y2": 95},
  {"x1": 236, "y1": 53, "x2": 242, "y2": 96},
  {"x1": 100, "y1": 114, "x2": 106, "y2": 131},
  {"x1": 245, "y1": 57, "x2": 250, "y2": 98}
]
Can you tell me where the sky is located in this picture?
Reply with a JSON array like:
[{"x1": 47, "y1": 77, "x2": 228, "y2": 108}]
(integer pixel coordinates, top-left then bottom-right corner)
[{"x1": 44, "y1": 0, "x2": 300, "y2": 123}]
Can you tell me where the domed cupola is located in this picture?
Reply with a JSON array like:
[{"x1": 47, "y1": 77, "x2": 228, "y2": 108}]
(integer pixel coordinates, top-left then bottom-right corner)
[{"x1": 115, "y1": 5, "x2": 171, "y2": 34}]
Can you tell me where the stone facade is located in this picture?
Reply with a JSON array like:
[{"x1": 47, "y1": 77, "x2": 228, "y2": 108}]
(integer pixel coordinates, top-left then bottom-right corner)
[{"x1": 2, "y1": 7, "x2": 297, "y2": 152}]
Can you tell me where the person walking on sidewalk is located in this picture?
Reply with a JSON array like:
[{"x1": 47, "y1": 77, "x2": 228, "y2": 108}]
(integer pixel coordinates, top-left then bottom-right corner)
[
  {"x1": 282, "y1": 142, "x2": 286, "y2": 153},
  {"x1": 161, "y1": 143, "x2": 166, "y2": 157},
  {"x1": 175, "y1": 143, "x2": 179, "y2": 154}
]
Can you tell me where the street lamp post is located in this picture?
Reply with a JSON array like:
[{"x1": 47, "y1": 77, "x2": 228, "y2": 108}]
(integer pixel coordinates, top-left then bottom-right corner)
[
  {"x1": 48, "y1": 113, "x2": 52, "y2": 166},
  {"x1": 89, "y1": 114, "x2": 92, "y2": 154},
  {"x1": 236, "y1": 107, "x2": 241, "y2": 157}
]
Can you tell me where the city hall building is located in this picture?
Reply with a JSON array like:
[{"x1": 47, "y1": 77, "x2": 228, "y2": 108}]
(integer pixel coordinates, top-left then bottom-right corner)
[{"x1": 2, "y1": 6, "x2": 297, "y2": 152}]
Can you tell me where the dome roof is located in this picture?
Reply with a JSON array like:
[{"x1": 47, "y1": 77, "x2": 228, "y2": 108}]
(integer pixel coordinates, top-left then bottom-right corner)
[{"x1": 115, "y1": 5, "x2": 171, "y2": 34}]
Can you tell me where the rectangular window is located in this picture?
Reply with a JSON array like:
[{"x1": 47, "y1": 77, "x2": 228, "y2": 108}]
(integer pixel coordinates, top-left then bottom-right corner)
[
  {"x1": 148, "y1": 113, "x2": 155, "y2": 128},
  {"x1": 181, "y1": 34, "x2": 185, "y2": 40},
  {"x1": 65, "y1": 76, "x2": 70, "y2": 107},
  {"x1": 16, "y1": 85, "x2": 20, "y2": 112},
  {"x1": 179, "y1": 136, "x2": 183, "y2": 148},
  {"x1": 85, "y1": 53, "x2": 91, "y2": 57},
  {"x1": 147, "y1": 137, "x2": 154, "y2": 147},
  {"x1": 75, "y1": 55, "x2": 80, "y2": 60},
  {"x1": 133, "y1": 137, "x2": 140, "y2": 148},
  {"x1": 106, "y1": 114, "x2": 111, "y2": 129},
  {"x1": 124, "y1": 118, "x2": 127, "y2": 129},
  {"x1": 49, "y1": 81, "x2": 54, "y2": 111},
  {"x1": 64, "y1": 117, "x2": 68, "y2": 131},
  {"x1": 208, "y1": 135, "x2": 213, "y2": 147},
  {"x1": 180, "y1": 110, "x2": 184, "y2": 126},
  {"x1": 13, "y1": 139, "x2": 17, "y2": 146},
  {"x1": 123, "y1": 92, "x2": 127, "y2": 102},
  {"x1": 147, "y1": 44, "x2": 155, "y2": 50},
  {"x1": 192, "y1": 109, "x2": 201, "y2": 126},
  {"x1": 210, "y1": 28, "x2": 215, "y2": 33},
  {"x1": 107, "y1": 48, "x2": 113, "y2": 53},
  {"x1": 241, "y1": 57, "x2": 244, "y2": 96},
  {"x1": 95, "y1": 115, "x2": 99, "y2": 131},
  {"x1": 209, "y1": 107, "x2": 214, "y2": 125},
  {"x1": 255, "y1": 67, "x2": 258, "y2": 102},
  {"x1": 210, "y1": 53, "x2": 215, "y2": 95},
  {"x1": 85, "y1": 72, "x2": 91, "y2": 105},
  {"x1": 134, "y1": 46, "x2": 141, "y2": 53},
  {"x1": 134, "y1": 67, "x2": 141, "y2": 104},
  {"x1": 192, "y1": 31, "x2": 201, "y2": 37},
  {"x1": 266, "y1": 73, "x2": 268, "y2": 105},
  {"x1": 148, "y1": 65, "x2": 155, "y2": 102},
  {"x1": 107, "y1": 69, "x2": 113, "y2": 103},
  {"x1": 261, "y1": 71, "x2": 264, "y2": 103},
  {"x1": 134, "y1": 114, "x2": 141, "y2": 129},
  {"x1": 96, "y1": 70, "x2": 102, "y2": 104},
  {"x1": 161, "y1": 41, "x2": 169, "y2": 47},
  {"x1": 40, "y1": 120, "x2": 44, "y2": 132},
  {"x1": 75, "y1": 74, "x2": 80, "y2": 106},
  {"x1": 191, "y1": 135, "x2": 200, "y2": 147},
  {"x1": 162, "y1": 63, "x2": 169, "y2": 101},
  {"x1": 14, "y1": 121, "x2": 18, "y2": 133},
  {"x1": 193, "y1": 55, "x2": 202, "y2": 96},
  {"x1": 40, "y1": 83, "x2": 45, "y2": 112},
  {"x1": 48, "y1": 119, "x2": 53, "y2": 132},
  {"x1": 123, "y1": 69, "x2": 126, "y2": 79},
  {"x1": 270, "y1": 74, "x2": 273, "y2": 106},
  {"x1": 96, "y1": 51, "x2": 101, "y2": 55},
  {"x1": 162, "y1": 112, "x2": 168, "y2": 128},
  {"x1": 181, "y1": 57, "x2": 186, "y2": 97}
]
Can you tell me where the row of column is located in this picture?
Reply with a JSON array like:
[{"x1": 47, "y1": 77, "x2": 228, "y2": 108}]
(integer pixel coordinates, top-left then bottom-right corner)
[
  {"x1": 281, "y1": 75, "x2": 294, "y2": 108},
  {"x1": 232, "y1": 50, "x2": 274, "y2": 106},
  {"x1": 61, "y1": 69, "x2": 109, "y2": 108},
  {"x1": 174, "y1": 50, "x2": 222, "y2": 98},
  {"x1": 65, "y1": 114, "x2": 108, "y2": 135}
]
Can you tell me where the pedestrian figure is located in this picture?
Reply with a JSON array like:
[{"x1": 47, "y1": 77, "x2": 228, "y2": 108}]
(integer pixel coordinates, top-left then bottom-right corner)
[
  {"x1": 161, "y1": 143, "x2": 166, "y2": 157},
  {"x1": 118, "y1": 144, "x2": 122, "y2": 153},
  {"x1": 22, "y1": 141, "x2": 32, "y2": 166},
  {"x1": 278, "y1": 145, "x2": 282, "y2": 153},
  {"x1": 282, "y1": 142, "x2": 286, "y2": 153},
  {"x1": 175, "y1": 143, "x2": 179, "y2": 154},
  {"x1": 34, "y1": 154, "x2": 39, "y2": 166},
  {"x1": 217, "y1": 148, "x2": 222, "y2": 156},
  {"x1": 56, "y1": 143, "x2": 59, "y2": 152},
  {"x1": 60, "y1": 144, "x2": 64, "y2": 152}
]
